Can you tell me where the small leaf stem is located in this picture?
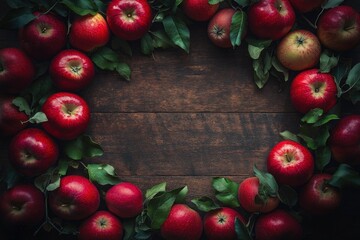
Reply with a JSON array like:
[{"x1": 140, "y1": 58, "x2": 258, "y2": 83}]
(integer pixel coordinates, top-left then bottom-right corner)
[{"x1": 41, "y1": 0, "x2": 61, "y2": 16}]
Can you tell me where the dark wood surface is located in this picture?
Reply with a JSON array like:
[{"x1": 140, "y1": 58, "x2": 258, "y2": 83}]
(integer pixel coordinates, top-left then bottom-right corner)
[{"x1": 1, "y1": 2, "x2": 360, "y2": 239}]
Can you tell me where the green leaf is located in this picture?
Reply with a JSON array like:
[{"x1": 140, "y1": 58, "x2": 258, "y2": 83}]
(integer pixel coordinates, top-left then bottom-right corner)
[
  {"x1": 123, "y1": 218, "x2": 136, "y2": 240},
  {"x1": 297, "y1": 134, "x2": 317, "y2": 150},
  {"x1": 163, "y1": 16, "x2": 190, "y2": 53},
  {"x1": 252, "y1": 50, "x2": 272, "y2": 89},
  {"x1": 64, "y1": 135, "x2": 104, "y2": 160},
  {"x1": 271, "y1": 56, "x2": 289, "y2": 82},
  {"x1": 191, "y1": 196, "x2": 220, "y2": 212},
  {"x1": 5, "y1": 0, "x2": 33, "y2": 8},
  {"x1": 46, "y1": 175, "x2": 61, "y2": 191},
  {"x1": 22, "y1": 75, "x2": 54, "y2": 112},
  {"x1": 12, "y1": 97, "x2": 31, "y2": 116},
  {"x1": 145, "y1": 182, "x2": 167, "y2": 200},
  {"x1": 277, "y1": 185, "x2": 297, "y2": 207},
  {"x1": 208, "y1": 0, "x2": 224, "y2": 4},
  {"x1": 253, "y1": 165, "x2": 278, "y2": 199},
  {"x1": 230, "y1": 10, "x2": 247, "y2": 48},
  {"x1": 57, "y1": 160, "x2": 70, "y2": 176},
  {"x1": 315, "y1": 146, "x2": 331, "y2": 171},
  {"x1": 212, "y1": 177, "x2": 240, "y2": 207},
  {"x1": 28, "y1": 112, "x2": 48, "y2": 124},
  {"x1": 332, "y1": 59, "x2": 352, "y2": 97},
  {"x1": 111, "y1": 38, "x2": 133, "y2": 57},
  {"x1": 248, "y1": 45, "x2": 264, "y2": 60},
  {"x1": 60, "y1": 0, "x2": 98, "y2": 15},
  {"x1": 1, "y1": 166, "x2": 20, "y2": 189},
  {"x1": 174, "y1": 185, "x2": 188, "y2": 203},
  {"x1": 116, "y1": 62, "x2": 131, "y2": 81},
  {"x1": 322, "y1": 0, "x2": 344, "y2": 9},
  {"x1": 314, "y1": 125, "x2": 330, "y2": 147},
  {"x1": 319, "y1": 50, "x2": 339, "y2": 73},
  {"x1": 93, "y1": 0, "x2": 107, "y2": 13},
  {"x1": 313, "y1": 114, "x2": 339, "y2": 127},
  {"x1": 344, "y1": 62, "x2": 360, "y2": 91},
  {"x1": 246, "y1": 37, "x2": 272, "y2": 48},
  {"x1": 280, "y1": 130, "x2": 300, "y2": 142},
  {"x1": 34, "y1": 169, "x2": 60, "y2": 193},
  {"x1": 0, "y1": 8, "x2": 35, "y2": 29},
  {"x1": 328, "y1": 164, "x2": 360, "y2": 189},
  {"x1": 87, "y1": 163, "x2": 121, "y2": 186},
  {"x1": 349, "y1": 90, "x2": 360, "y2": 104},
  {"x1": 233, "y1": 0, "x2": 251, "y2": 7},
  {"x1": 151, "y1": 30, "x2": 175, "y2": 49},
  {"x1": 235, "y1": 218, "x2": 252, "y2": 240},
  {"x1": 141, "y1": 33, "x2": 154, "y2": 55},
  {"x1": 301, "y1": 108, "x2": 324, "y2": 124}
]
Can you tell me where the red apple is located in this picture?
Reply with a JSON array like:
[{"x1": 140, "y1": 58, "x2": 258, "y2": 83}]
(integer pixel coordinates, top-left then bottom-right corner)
[
  {"x1": 317, "y1": 5, "x2": 360, "y2": 52},
  {"x1": 160, "y1": 204, "x2": 203, "y2": 240},
  {"x1": 0, "y1": 47, "x2": 35, "y2": 94},
  {"x1": 255, "y1": 209, "x2": 302, "y2": 240},
  {"x1": 299, "y1": 173, "x2": 341, "y2": 215},
  {"x1": 106, "y1": 0, "x2": 152, "y2": 41},
  {"x1": 238, "y1": 177, "x2": 279, "y2": 213},
  {"x1": 0, "y1": 95, "x2": 28, "y2": 137},
  {"x1": 289, "y1": 0, "x2": 325, "y2": 13},
  {"x1": 290, "y1": 69, "x2": 337, "y2": 114},
  {"x1": 50, "y1": 49, "x2": 95, "y2": 92},
  {"x1": 182, "y1": 0, "x2": 219, "y2": 22},
  {"x1": 276, "y1": 29, "x2": 321, "y2": 71},
  {"x1": 267, "y1": 140, "x2": 314, "y2": 187},
  {"x1": 49, "y1": 175, "x2": 100, "y2": 221},
  {"x1": 329, "y1": 114, "x2": 360, "y2": 165},
  {"x1": 69, "y1": 13, "x2": 110, "y2": 52},
  {"x1": 78, "y1": 211, "x2": 123, "y2": 240},
  {"x1": 248, "y1": 0, "x2": 295, "y2": 40},
  {"x1": 203, "y1": 207, "x2": 246, "y2": 240},
  {"x1": 0, "y1": 184, "x2": 45, "y2": 226},
  {"x1": 208, "y1": 8, "x2": 236, "y2": 48},
  {"x1": 19, "y1": 12, "x2": 67, "y2": 60},
  {"x1": 9, "y1": 128, "x2": 59, "y2": 177},
  {"x1": 41, "y1": 92, "x2": 90, "y2": 140},
  {"x1": 105, "y1": 182, "x2": 143, "y2": 218}
]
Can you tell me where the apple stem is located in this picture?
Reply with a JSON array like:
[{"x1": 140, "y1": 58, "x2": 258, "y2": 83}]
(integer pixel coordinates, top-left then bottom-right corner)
[{"x1": 285, "y1": 154, "x2": 292, "y2": 162}]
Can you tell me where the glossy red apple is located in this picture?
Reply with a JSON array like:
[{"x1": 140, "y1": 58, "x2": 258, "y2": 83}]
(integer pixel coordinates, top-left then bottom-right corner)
[
  {"x1": 9, "y1": 128, "x2": 59, "y2": 177},
  {"x1": 41, "y1": 92, "x2": 90, "y2": 140},
  {"x1": 289, "y1": 0, "x2": 324, "y2": 13},
  {"x1": 49, "y1": 175, "x2": 100, "y2": 221},
  {"x1": 106, "y1": 0, "x2": 152, "y2": 41},
  {"x1": 276, "y1": 29, "x2": 321, "y2": 71},
  {"x1": 329, "y1": 114, "x2": 360, "y2": 165},
  {"x1": 182, "y1": 0, "x2": 219, "y2": 22},
  {"x1": 317, "y1": 5, "x2": 360, "y2": 52},
  {"x1": 105, "y1": 182, "x2": 143, "y2": 218},
  {"x1": 160, "y1": 204, "x2": 203, "y2": 240},
  {"x1": 248, "y1": 0, "x2": 295, "y2": 40},
  {"x1": 0, "y1": 47, "x2": 35, "y2": 94},
  {"x1": 299, "y1": 173, "x2": 341, "y2": 215},
  {"x1": 290, "y1": 69, "x2": 337, "y2": 114},
  {"x1": 69, "y1": 13, "x2": 110, "y2": 52},
  {"x1": 267, "y1": 140, "x2": 314, "y2": 187},
  {"x1": 255, "y1": 209, "x2": 302, "y2": 240},
  {"x1": 203, "y1": 207, "x2": 246, "y2": 240},
  {"x1": 19, "y1": 12, "x2": 67, "y2": 60},
  {"x1": 50, "y1": 49, "x2": 95, "y2": 92},
  {"x1": 78, "y1": 211, "x2": 123, "y2": 240},
  {"x1": 238, "y1": 177, "x2": 279, "y2": 213},
  {"x1": 208, "y1": 8, "x2": 236, "y2": 48},
  {"x1": 0, "y1": 184, "x2": 45, "y2": 226},
  {"x1": 0, "y1": 95, "x2": 28, "y2": 137}
]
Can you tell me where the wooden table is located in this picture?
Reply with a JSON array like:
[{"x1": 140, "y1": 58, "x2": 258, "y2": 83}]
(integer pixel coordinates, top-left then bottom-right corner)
[{"x1": 1, "y1": 2, "x2": 360, "y2": 239}]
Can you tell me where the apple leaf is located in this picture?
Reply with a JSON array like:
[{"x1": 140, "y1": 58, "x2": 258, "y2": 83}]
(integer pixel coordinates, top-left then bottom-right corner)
[
  {"x1": 252, "y1": 50, "x2": 272, "y2": 89},
  {"x1": 191, "y1": 196, "x2": 221, "y2": 212},
  {"x1": 64, "y1": 135, "x2": 104, "y2": 160},
  {"x1": 344, "y1": 63, "x2": 360, "y2": 92},
  {"x1": 28, "y1": 112, "x2": 48, "y2": 124},
  {"x1": 162, "y1": 16, "x2": 190, "y2": 53},
  {"x1": 116, "y1": 62, "x2": 131, "y2": 81},
  {"x1": 349, "y1": 90, "x2": 360, "y2": 104},
  {"x1": 235, "y1": 218, "x2": 252, "y2": 240},
  {"x1": 209, "y1": 0, "x2": 223, "y2": 4},
  {"x1": 123, "y1": 218, "x2": 136, "y2": 240},
  {"x1": 5, "y1": 0, "x2": 33, "y2": 8},
  {"x1": 34, "y1": 169, "x2": 60, "y2": 192},
  {"x1": 93, "y1": 0, "x2": 107, "y2": 13},
  {"x1": 332, "y1": 58, "x2": 352, "y2": 97},
  {"x1": 233, "y1": 0, "x2": 252, "y2": 7},
  {"x1": 319, "y1": 50, "x2": 339, "y2": 73},
  {"x1": 12, "y1": 97, "x2": 31, "y2": 116},
  {"x1": 315, "y1": 146, "x2": 331, "y2": 171},
  {"x1": 141, "y1": 33, "x2": 154, "y2": 55},
  {"x1": 313, "y1": 114, "x2": 339, "y2": 127},
  {"x1": 230, "y1": 10, "x2": 247, "y2": 48},
  {"x1": 277, "y1": 185, "x2": 297, "y2": 207},
  {"x1": 212, "y1": 177, "x2": 240, "y2": 207},
  {"x1": 0, "y1": 166, "x2": 20, "y2": 189},
  {"x1": 322, "y1": 0, "x2": 344, "y2": 9},
  {"x1": 0, "y1": 8, "x2": 35, "y2": 29},
  {"x1": 328, "y1": 164, "x2": 360, "y2": 189},
  {"x1": 253, "y1": 165, "x2": 278, "y2": 199},
  {"x1": 301, "y1": 108, "x2": 324, "y2": 124},
  {"x1": 111, "y1": 38, "x2": 133, "y2": 57},
  {"x1": 46, "y1": 175, "x2": 61, "y2": 191},
  {"x1": 280, "y1": 130, "x2": 300, "y2": 142},
  {"x1": 87, "y1": 163, "x2": 121, "y2": 186},
  {"x1": 151, "y1": 30, "x2": 176, "y2": 49},
  {"x1": 60, "y1": 0, "x2": 98, "y2": 16},
  {"x1": 271, "y1": 56, "x2": 289, "y2": 82},
  {"x1": 246, "y1": 38, "x2": 272, "y2": 59},
  {"x1": 145, "y1": 182, "x2": 167, "y2": 200}
]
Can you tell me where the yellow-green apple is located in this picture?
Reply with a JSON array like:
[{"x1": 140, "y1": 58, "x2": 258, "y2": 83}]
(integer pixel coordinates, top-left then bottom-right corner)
[
  {"x1": 41, "y1": 92, "x2": 90, "y2": 140},
  {"x1": 182, "y1": 0, "x2": 219, "y2": 22},
  {"x1": 299, "y1": 173, "x2": 341, "y2": 215},
  {"x1": 203, "y1": 207, "x2": 246, "y2": 240},
  {"x1": 78, "y1": 211, "x2": 123, "y2": 240},
  {"x1": 276, "y1": 29, "x2": 321, "y2": 71},
  {"x1": 49, "y1": 175, "x2": 100, "y2": 221},
  {"x1": 105, "y1": 182, "x2": 143, "y2": 218},
  {"x1": 0, "y1": 184, "x2": 45, "y2": 226},
  {"x1": 267, "y1": 140, "x2": 314, "y2": 187},
  {"x1": 317, "y1": 5, "x2": 360, "y2": 52},
  {"x1": 50, "y1": 49, "x2": 95, "y2": 92},
  {"x1": 248, "y1": 0, "x2": 295, "y2": 40},
  {"x1": 208, "y1": 8, "x2": 236, "y2": 48},
  {"x1": 0, "y1": 47, "x2": 35, "y2": 94},
  {"x1": 18, "y1": 12, "x2": 67, "y2": 60},
  {"x1": 329, "y1": 114, "x2": 360, "y2": 165},
  {"x1": 290, "y1": 69, "x2": 337, "y2": 114},
  {"x1": 69, "y1": 13, "x2": 110, "y2": 52},
  {"x1": 106, "y1": 0, "x2": 152, "y2": 41},
  {"x1": 0, "y1": 95, "x2": 28, "y2": 137},
  {"x1": 255, "y1": 209, "x2": 302, "y2": 240},
  {"x1": 160, "y1": 204, "x2": 203, "y2": 240},
  {"x1": 289, "y1": 0, "x2": 325, "y2": 13},
  {"x1": 9, "y1": 128, "x2": 59, "y2": 177},
  {"x1": 238, "y1": 177, "x2": 279, "y2": 213}
]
